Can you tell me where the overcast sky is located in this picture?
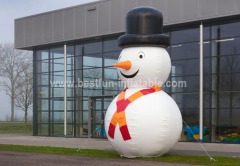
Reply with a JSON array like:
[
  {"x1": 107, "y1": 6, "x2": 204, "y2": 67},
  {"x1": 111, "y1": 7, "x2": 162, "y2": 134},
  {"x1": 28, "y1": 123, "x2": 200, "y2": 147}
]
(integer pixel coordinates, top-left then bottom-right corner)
[{"x1": 0, "y1": 0, "x2": 98, "y2": 120}]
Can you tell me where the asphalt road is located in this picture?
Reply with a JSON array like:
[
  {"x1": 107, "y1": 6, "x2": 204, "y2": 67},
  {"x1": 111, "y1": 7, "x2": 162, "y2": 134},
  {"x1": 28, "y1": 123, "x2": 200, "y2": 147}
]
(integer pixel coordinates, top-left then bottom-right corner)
[{"x1": 0, "y1": 151, "x2": 202, "y2": 166}]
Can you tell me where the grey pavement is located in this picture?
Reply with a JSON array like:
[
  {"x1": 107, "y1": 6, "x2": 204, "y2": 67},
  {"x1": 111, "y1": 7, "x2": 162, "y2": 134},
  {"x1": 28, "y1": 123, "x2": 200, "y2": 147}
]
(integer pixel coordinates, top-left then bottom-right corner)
[
  {"x1": 0, "y1": 151, "x2": 203, "y2": 166},
  {"x1": 0, "y1": 134, "x2": 239, "y2": 158}
]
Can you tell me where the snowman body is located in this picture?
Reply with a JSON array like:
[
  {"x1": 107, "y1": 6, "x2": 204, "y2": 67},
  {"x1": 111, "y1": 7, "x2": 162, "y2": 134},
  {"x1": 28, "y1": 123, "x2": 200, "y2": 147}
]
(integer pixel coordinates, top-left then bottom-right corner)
[{"x1": 105, "y1": 88, "x2": 182, "y2": 158}]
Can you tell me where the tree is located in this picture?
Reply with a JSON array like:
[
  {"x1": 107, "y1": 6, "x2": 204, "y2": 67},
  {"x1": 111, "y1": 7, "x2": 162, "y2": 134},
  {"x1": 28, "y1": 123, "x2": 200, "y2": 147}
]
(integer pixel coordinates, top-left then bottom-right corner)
[
  {"x1": 0, "y1": 43, "x2": 31, "y2": 121},
  {"x1": 15, "y1": 63, "x2": 33, "y2": 125}
]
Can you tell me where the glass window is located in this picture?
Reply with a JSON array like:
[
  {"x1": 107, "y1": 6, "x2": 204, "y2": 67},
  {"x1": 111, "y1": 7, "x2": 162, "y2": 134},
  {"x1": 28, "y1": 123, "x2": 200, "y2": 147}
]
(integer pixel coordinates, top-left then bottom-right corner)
[
  {"x1": 37, "y1": 73, "x2": 49, "y2": 86},
  {"x1": 75, "y1": 55, "x2": 83, "y2": 70},
  {"x1": 37, "y1": 99, "x2": 49, "y2": 111},
  {"x1": 203, "y1": 26, "x2": 210, "y2": 41},
  {"x1": 67, "y1": 87, "x2": 74, "y2": 97},
  {"x1": 104, "y1": 52, "x2": 120, "y2": 66},
  {"x1": 53, "y1": 124, "x2": 64, "y2": 135},
  {"x1": 52, "y1": 71, "x2": 64, "y2": 82},
  {"x1": 67, "y1": 77, "x2": 74, "y2": 84},
  {"x1": 52, "y1": 87, "x2": 64, "y2": 97},
  {"x1": 170, "y1": 76, "x2": 186, "y2": 93},
  {"x1": 104, "y1": 80, "x2": 121, "y2": 90},
  {"x1": 212, "y1": 22, "x2": 240, "y2": 39},
  {"x1": 83, "y1": 111, "x2": 88, "y2": 123},
  {"x1": 104, "y1": 68, "x2": 118, "y2": 80},
  {"x1": 182, "y1": 108, "x2": 199, "y2": 125},
  {"x1": 36, "y1": 60, "x2": 49, "y2": 73},
  {"x1": 52, "y1": 100, "x2": 64, "y2": 111},
  {"x1": 172, "y1": 59, "x2": 199, "y2": 76},
  {"x1": 36, "y1": 50, "x2": 49, "y2": 60},
  {"x1": 67, "y1": 45, "x2": 74, "y2": 57},
  {"x1": 67, "y1": 100, "x2": 74, "y2": 110},
  {"x1": 83, "y1": 68, "x2": 102, "y2": 80},
  {"x1": 202, "y1": 74, "x2": 211, "y2": 92},
  {"x1": 38, "y1": 111, "x2": 49, "y2": 123},
  {"x1": 211, "y1": 37, "x2": 240, "y2": 56},
  {"x1": 171, "y1": 27, "x2": 210, "y2": 44},
  {"x1": 37, "y1": 86, "x2": 49, "y2": 98},
  {"x1": 232, "y1": 109, "x2": 240, "y2": 126},
  {"x1": 67, "y1": 57, "x2": 74, "y2": 71},
  {"x1": 75, "y1": 98, "x2": 83, "y2": 112},
  {"x1": 83, "y1": 89, "x2": 102, "y2": 96},
  {"x1": 50, "y1": 47, "x2": 64, "y2": 59},
  {"x1": 220, "y1": 55, "x2": 240, "y2": 74},
  {"x1": 104, "y1": 90, "x2": 119, "y2": 96},
  {"x1": 220, "y1": 73, "x2": 240, "y2": 91},
  {"x1": 38, "y1": 124, "x2": 49, "y2": 135},
  {"x1": 171, "y1": 42, "x2": 199, "y2": 60},
  {"x1": 103, "y1": 38, "x2": 121, "y2": 52},
  {"x1": 52, "y1": 58, "x2": 64, "y2": 72},
  {"x1": 84, "y1": 41, "x2": 102, "y2": 55},
  {"x1": 218, "y1": 92, "x2": 240, "y2": 109},
  {"x1": 203, "y1": 57, "x2": 212, "y2": 75},
  {"x1": 66, "y1": 124, "x2": 74, "y2": 135},
  {"x1": 171, "y1": 28, "x2": 199, "y2": 44},
  {"x1": 180, "y1": 93, "x2": 199, "y2": 109},
  {"x1": 75, "y1": 45, "x2": 83, "y2": 56},
  {"x1": 83, "y1": 99, "x2": 88, "y2": 110},
  {"x1": 218, "y1": 37, "x2": 240, "y2": 56},
  {"x1": 83, "y1": 54, "x2": 102, "y2": 68}
]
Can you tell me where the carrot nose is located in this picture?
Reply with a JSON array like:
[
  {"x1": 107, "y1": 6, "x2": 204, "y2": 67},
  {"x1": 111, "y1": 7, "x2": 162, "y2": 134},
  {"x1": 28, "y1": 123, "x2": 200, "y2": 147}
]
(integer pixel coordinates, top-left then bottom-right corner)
[{"x1": 112, "y1": 60, "x2": 132, "y2": 70}]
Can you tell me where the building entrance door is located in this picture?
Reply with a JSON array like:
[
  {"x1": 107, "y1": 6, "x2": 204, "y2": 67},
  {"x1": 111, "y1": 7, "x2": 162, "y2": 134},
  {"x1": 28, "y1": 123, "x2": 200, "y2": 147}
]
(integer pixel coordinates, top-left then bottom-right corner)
[{"x1": 88, "y1": 96, "x2": 114, "y2": 138}]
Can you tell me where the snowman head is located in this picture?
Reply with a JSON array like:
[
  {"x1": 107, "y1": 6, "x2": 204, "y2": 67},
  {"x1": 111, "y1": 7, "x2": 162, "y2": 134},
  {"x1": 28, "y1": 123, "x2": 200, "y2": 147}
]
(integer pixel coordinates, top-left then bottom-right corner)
[
  {"x1": 114, "y1": 7, "x2": 170, "y2": 88},
  {"x1": 113, "y1": 46, "x2": 171, "y2": 88}
]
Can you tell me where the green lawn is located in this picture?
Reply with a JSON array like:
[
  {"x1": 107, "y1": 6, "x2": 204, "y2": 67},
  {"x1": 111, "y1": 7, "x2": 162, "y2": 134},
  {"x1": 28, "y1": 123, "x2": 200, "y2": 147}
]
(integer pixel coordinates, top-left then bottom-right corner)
[
  {"x1": 0, "y1": 144, "x2": 239, "y2": 166},
  {"x1": 0, "y1": 122, "x2": 32, "y2": 133}
]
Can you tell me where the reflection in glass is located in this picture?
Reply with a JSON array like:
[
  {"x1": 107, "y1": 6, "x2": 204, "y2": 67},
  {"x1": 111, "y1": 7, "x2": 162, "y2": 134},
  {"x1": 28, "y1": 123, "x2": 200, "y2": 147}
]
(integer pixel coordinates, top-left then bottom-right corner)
[
  {"x1": 36, "y1": 50, "x2": 49, "y2": 60},
  {"x1": 37, "y1": 86, "x2": 49, "y2": 98},
  {"x1": 84, "y1": 41, "x2": 102, "y2": 55},
  {"x1": 37, "y1": 60, "x2": 49, "y2": 73},
  {"x1": 171, "y1": 28, "x2": 199, "y2": 44},
  {"x1": 38, "y1": 124, "x2": 48, "y2": 135},
  {"x1": 37, "y1": 73, "x2": 48, "y2": 86},
  {"x1": 172, "y1": 59, "x2": 199, "y2": 76},
  {"x1": 104, "y1": 68, "x2": 118, "y2": 80},
  {"x1": 103, "y1": 39, "x2": 121, "y2": 52},
  {"x1": 104, "y1": 52, "x2": 120, "y2": 66},
  {"x1": 50, "y1": 47, "x2": 64, "y2": 59},
  {"x1": 83, "y1": 55, "x2": 102, "y2": 68},
  {"x1": 212, "y1": 22, "x2": 240, "y2": 39},
  {"x1": 37, "y1": 99, "x2": 48, "y2": 110}
]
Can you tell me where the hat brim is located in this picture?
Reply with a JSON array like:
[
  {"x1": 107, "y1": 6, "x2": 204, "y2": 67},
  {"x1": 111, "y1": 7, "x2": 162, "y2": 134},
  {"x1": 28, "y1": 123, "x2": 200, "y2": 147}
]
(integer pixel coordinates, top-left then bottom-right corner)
[{"x1": 118, "y1": 34, "x2": 169, "y2": 48}]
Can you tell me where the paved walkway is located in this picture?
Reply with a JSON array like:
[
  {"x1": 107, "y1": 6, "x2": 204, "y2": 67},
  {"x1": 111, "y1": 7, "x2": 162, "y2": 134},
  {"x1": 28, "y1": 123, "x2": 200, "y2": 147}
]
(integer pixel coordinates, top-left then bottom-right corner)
[
  {"x1": 0, "y1": 134, "x2": 239, "y2": 158},
  {"x1": 0, "y1": 151, "x2": 202, "y2": 166}
]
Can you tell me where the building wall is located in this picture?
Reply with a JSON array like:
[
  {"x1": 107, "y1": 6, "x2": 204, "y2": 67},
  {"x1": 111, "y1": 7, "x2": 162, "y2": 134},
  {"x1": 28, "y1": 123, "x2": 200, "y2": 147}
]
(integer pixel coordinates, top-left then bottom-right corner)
[
  {"x1": 15, "y1": 0, "x2": 240, "y2": 49},
  {"x1": 33, "y1": 20, "x2": 240, "y2": 142}
]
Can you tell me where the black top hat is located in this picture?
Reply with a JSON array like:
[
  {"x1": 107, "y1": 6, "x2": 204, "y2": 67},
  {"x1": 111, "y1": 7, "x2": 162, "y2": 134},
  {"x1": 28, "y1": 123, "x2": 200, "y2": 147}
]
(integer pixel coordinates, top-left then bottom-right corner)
[{"x1": 118, "y1": 7, "x2": 169, "y2": 48}]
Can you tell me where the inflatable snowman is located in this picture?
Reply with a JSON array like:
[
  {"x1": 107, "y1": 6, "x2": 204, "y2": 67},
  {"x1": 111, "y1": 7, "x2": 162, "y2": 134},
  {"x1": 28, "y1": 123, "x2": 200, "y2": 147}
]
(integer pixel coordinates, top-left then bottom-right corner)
[{"x1": 104, "y1": 7, "x2": 182, "y2": 158}]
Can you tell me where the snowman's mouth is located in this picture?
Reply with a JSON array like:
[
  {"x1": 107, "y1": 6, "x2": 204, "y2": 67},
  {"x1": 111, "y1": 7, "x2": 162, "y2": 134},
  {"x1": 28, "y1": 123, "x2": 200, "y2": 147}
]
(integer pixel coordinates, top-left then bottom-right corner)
[{"x1": 120, "y1": 69, "x2": 139, "y2": 78}]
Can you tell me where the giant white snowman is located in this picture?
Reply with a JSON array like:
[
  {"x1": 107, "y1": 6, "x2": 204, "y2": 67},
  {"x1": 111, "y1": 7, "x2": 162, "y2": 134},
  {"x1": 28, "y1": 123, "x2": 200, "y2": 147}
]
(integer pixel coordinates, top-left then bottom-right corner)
[{"x1": 104, "y1": 7, "x2": 182, "y2": 158}]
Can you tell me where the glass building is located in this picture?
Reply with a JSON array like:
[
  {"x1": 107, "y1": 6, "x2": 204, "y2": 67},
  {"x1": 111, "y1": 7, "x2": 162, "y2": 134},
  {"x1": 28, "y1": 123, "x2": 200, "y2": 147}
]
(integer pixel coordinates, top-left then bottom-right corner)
[{"x1": 15, "y1": 0, "x2": 240, "y2": 143}]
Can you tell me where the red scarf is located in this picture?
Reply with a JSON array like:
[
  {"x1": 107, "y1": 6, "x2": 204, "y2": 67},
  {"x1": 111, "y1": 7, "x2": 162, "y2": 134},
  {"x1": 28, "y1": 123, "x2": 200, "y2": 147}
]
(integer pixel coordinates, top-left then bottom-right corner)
[{"x1": 108, "y1": 86, "x2": 161, "y2": 141}]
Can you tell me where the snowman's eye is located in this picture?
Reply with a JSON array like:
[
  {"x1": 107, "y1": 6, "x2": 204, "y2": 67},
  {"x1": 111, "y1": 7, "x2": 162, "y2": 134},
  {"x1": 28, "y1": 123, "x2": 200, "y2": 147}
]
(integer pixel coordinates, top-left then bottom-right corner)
[
  {"x1": 138, "y1": 52, "x2": 145, "y2": 59},
  {"x1": 118, "y1": 55, "x2": 121, "y2": 60}
]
